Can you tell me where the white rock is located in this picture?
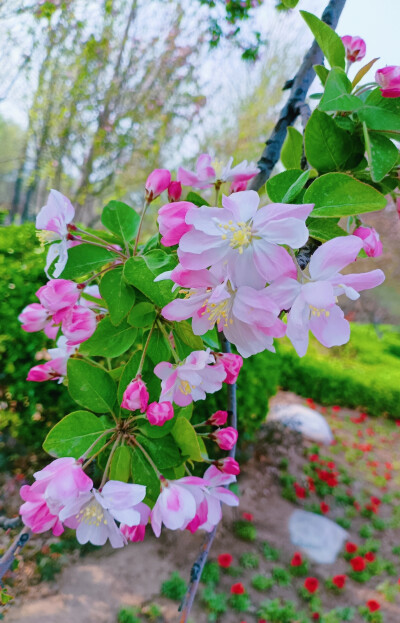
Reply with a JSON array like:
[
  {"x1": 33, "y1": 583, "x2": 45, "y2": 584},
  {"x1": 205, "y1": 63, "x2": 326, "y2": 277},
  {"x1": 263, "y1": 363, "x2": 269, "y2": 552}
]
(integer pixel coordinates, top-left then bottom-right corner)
[
  {"x1": 268, "y1": 404, "x2": 333, "y2": 444},
  {"x1": 289, "y1": 510, "x2": 348, "y2": 564}
]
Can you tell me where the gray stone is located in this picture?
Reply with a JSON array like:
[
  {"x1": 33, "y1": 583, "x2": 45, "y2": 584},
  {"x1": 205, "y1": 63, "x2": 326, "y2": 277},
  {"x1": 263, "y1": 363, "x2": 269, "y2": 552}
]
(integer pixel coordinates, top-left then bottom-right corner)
[
  {"x1": 289, "y1": 509, "x2": 348, "y2": 564},
  {"x1": 268, "y1": 404, "x2": 333, "y2": 444}
]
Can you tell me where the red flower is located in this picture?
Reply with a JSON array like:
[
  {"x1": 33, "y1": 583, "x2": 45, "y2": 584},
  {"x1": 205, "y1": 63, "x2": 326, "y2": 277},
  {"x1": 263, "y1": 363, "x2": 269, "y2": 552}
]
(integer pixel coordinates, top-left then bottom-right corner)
[
  {"x1": 365, "y1": 552, "x2": 375, "y2": 563},
  {"x1": 370, "y1": 496, "x2": 381, "y2": 506},
  {"x1": 346, "y1": 542, "x2": 358, "y2": 554},
  {"x1": 309, "y1": 454, "x2": 319, "y2": 463},
  {"x1": 366, "y1": 600, "x2": 380, "y2": 612},
  {"x1": 304, "y1": 577, "x2": 319, "y2": 593},
  {"x1": 307, "y1": 477, "x2": 316, "y2": 493},
  {"x1": 365, "y1": 503, "x2": 378, "y2": 514},
  {"x1": 231, "y1": 582, "x2": 245, "y2": 595},
  {"x1": 242, "y1": 512, "x2": 254, "y2": 522},
  {"x1": 327, "y1": 461, "x2": 336, "y2": 469},
  {"x1": 294, "y1": 483, "x2": 307, "y2": 499},
  {"x1": 306, "y1": 398, "x2": 315, "y2": 408},
  {"x1": 350, "y1": 556, "x2": 366, "y2": 572},
  {"x1": 332, "y1": 575, "x2": 346, "y2": 589},
  {"x1": 291, "y1": 552, "x2": 303, "y2": 567},
  {"x1": 312, "y1": 614, "x2": 320, "y2": 621},
  {"x1": 385, "y1": 462, "x2": 393, "y2": 470},
  {"x1": 320, "y1": 502, "x2": 330, "y2": 514},
  {"x1": 218, "y1": 553, "x2": 233, "y2": 568},
  {"x1": 332, "y1": 405, "x2": 340, "y2": 413}
]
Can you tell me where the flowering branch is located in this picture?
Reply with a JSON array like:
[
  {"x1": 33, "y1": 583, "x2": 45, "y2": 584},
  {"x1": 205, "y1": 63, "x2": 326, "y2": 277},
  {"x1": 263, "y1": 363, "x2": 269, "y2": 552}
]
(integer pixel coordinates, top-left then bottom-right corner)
[{"x1": 249, "y1": 0, "x2": 347, "y2": 191}]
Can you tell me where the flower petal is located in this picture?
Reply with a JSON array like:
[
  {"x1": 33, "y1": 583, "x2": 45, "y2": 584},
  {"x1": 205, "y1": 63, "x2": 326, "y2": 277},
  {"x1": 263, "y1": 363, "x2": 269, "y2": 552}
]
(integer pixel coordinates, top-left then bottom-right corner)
[{"x1": 309, "y1": 236, "x2": 363, "y2": 280}]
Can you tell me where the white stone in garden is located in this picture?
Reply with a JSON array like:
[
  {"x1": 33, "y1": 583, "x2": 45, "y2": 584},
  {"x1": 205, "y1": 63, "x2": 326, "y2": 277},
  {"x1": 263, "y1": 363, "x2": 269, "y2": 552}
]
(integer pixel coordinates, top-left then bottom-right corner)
[
  {"x1": 268, "y1": 404, "x2": 333, "y2": 444},
  {"x1": 289, "y1": 510, "x2": 348, "y2": 564}
]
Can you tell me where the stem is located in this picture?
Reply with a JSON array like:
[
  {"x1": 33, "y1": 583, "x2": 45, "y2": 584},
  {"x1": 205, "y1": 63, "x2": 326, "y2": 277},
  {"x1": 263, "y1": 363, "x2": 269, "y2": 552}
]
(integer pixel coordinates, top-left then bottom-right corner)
[
  {"x1": 81, "y1": 355, "x2": 108, "y2": 371},
  {"x1": 79, "y1": 266, "x2": 114, "y2": 287},
  {"x1": 133, "y1": 198, "x2": 151, "y2": 255},
  {"x1": 157, "y1": 320, "x2": 180, "y2": 363},
  {"x1": 130, "y1": 437, "x2": 162, "y2": 478},
  {"x1": 77, "y1": 237, "x2": 126, "y2": 257},
  {"x1": 79, "y1": 428, "x2": 115, "y2": 461},
  {"x1": 137, "y1": 320, "x2": 157, "y2": 376},
  {"x1": 100, "y1": 435, "x2": 121, "y2": 489},
  {"x1": 214, "y1": 182, "x2": 221, "y2": 206},
  {"x1": 82, "y1": 437, "x2": 115, "y2": 470}
]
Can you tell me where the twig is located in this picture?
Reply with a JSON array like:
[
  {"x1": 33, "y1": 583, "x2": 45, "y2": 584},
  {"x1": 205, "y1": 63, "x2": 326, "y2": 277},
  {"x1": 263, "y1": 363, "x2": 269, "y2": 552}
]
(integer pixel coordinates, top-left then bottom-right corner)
[
  {"x1": 179, "y1": 336, "x2": 236, "y2": 622},
  {"x1": 0, "y1": 516, "x2": 21, "y2": 530},
  {"x1": 0, "y1": 527, "x2": 31, "y2": 583},
  {"x1": 249, "y1": 0, "x2": 347, "y2": 191}
]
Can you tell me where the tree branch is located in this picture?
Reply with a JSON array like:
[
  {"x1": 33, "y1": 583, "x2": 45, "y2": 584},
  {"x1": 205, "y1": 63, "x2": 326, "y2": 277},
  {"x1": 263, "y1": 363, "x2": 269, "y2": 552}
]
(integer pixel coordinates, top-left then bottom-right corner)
[
  {"x1": 179, "y1": 336, "x2": 237, "y2": 623},
  {"x1": 249, "y1": 0, "x2": 347, "y2": 191}
]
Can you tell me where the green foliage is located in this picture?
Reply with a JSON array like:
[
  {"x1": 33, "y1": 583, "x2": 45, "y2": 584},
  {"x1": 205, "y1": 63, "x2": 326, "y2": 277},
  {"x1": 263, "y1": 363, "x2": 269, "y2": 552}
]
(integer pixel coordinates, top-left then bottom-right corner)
[
  {"x1": 82, "y1": 317, "x2": 138, "y2": 358},
  {"x1": 229, "y1": 592, "x2": 250, "y2": 612},
  {"x1": 201, "y1": 587, "x2": 227, "y2": 621},
  {"x1": 271, "y1": 566, "x2": 291, "y2": 586},
  {"x1": 261, "y1": 541, "x2": 280, "y2": 561},
  {"x1": 124, "y1": 255, "x2": 175, "y2": 307},
  {"x1": 266, "y1": 169, "x2": 310, "y2": 203},
  {"x1": 117, "y1": 607, "x2": 141, "y2": 623},
  {"x1": 67, "y1": 359, "x2": 117, "y2": 413},
  {"x1": 43, "y1": 411, "x2": 112, "y2": 458},
  {"x1": 110, "y1": 445, "x2": 131, "y2": 482},
  {"x1": 101, "y1": 201, "x2": 140, "y2": 242},
  {"x1": 251, "y1": 574, "x2": 274, "y2": 591},
  {"x1": 60, "y1": 244, "x2": 116, "y2": 279},
  {"x1": 280, "y1": 127, "x2": 303, "y2": 170},
  {"x1": 200, "y1": 562, "x2": 220, "y2": 587},
  {"x1": 300, "y1": 11, "x2": 345, "y2": 70},
  {"x1": 160, "y1": 572, "x2": 187, "y2": 601},
  {"x1": 99, "y1": 269, "x2": 136, "y2": 326},
  {"x1": 258, "y1": 598, "x2": 308, "y2": 623},
  {"x1": 239, "y1": 552, "x2": 259, "y2": 569},
  {"x1": 233, "y1": 520, "x2": 257, "y2": 542},
  {"x1": 362, "y1": 124, "x2": 398, "y2": 182}
]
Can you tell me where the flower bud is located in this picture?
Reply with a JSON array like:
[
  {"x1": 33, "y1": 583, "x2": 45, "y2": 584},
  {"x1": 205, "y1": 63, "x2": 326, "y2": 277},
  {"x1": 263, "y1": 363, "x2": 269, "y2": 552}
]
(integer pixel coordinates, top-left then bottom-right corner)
[
  {"x1": 211, "y1": 427, "x2": 238, "y2": 451},
  {"x1": 157, "y1": 201, "x2": 194, "y2": 247},
  {"x1": 353, "y1": 226, "x2": 383, "y2": 257},
  {"x1": 215, "y1": 352, "x2": 243, "y2": 384},
  {"x1": 214, "y1": 457, "x2": 240, "y2": 475},
  {"x1": 167, "y1": 181, "x2": 182, "y2": 202},
  {"x1": 145, "y1": 169, "x2": 171, "y2": 201},
  {"x1": 341, "y1": 35, "x2": 366, "y2": 63},
  {"x1": 61, "y1": 305, "x2": 97, "y2": 345},
  {"x1": 146, "y1": 401, "x2": 174, "y2": 426},
  {"x1": 121, "y1": 376, "x2": 149, "y2": 413},
  {"x1": 36, "y1": 279, "x2": 80, "y2": 314},
  {"x1": 207, "y1": 410, "x2": 228, "y2": 426},
  {"x1": 229, "y1": 180, "x2": 247, "y2": 194},
  {"x1": 375, "y1": 66, "x2": 400, "y2": 98}
]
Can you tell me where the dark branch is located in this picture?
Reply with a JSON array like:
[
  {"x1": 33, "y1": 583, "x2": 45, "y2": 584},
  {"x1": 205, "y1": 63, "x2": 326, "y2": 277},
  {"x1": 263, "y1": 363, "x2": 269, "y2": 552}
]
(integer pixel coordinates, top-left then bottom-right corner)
[{"x1": 249, "y1": 0, "x2": 347, "y2": 191}]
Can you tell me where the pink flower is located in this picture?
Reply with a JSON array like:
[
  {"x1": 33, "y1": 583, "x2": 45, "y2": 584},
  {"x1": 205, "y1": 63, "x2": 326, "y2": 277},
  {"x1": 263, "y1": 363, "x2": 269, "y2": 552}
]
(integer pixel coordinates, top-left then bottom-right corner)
[
  {"x1": 376, "y1": 66, "x2": 400, "y2": 98},
  {"x1": 27, "y1": 357, "x2": 68, "y2": 383},
  {"x1": 18, "y1": 303, "x2": 52, "y2": 333},
  {"x1": 154, "y1": 349, "x2": 226, "y2": 407},
  {"x1": 145, "y1": 169, "x2": 171, "y2": 201},
  {"x1": 20, "y1": 480, "x2": 64, "y2": 536},
  {"x1": 168, "y1": 181, "x2": 182, "y2": 202},
  {"x1": 341, "y1": 36, "x2": 366, "y2": 63},
  {"x1": 61, "y1": 305, "x2": 97, "y2": 345},
  {"x1": 215, "y1": 352, "x2": 243, "y2": 384},
  {"x1": 33, "y1": 457, "x2": 93, "y2": 507},
  {"x1": 177, "y1": 154, "x2": 258, "y2": 189},
  {"x1": 214, "y1": 457, "x2": 240, "y2": 475},
  {"x1": 157, "y1": 201, "x2": 195, "y2": 247},
  {"x1": 353, "y1": 226, "x2": 382, "y2": 257},
  {"x1": 36, "y1": 279, "x2": 80, "y2": 316},
  {"x1": 121, "y1": 376, "x2": 149, "y2": 413},
  {"x1": 211, "y1": 427, "x2": 238, "y2": 450},
  {"x1": 161, "y1": 267, "x2": 285, "y2": 358},
  {"x1": 36, "y1": 190, "x2": 75, "y2": 278},
  {"x1": 120, "y1": 503, "x2": 151, "y2": 542},
  {"x1": 207, "y1": 410, "x2": 228, "y2": 426},
  {"x1": 146, "y1": 401, "x2": 174, "y2": 426},
  {"x1": 178, "y1": 191, "x2": 313, "y2": 284},
  {"x1": 60, "y1": 480, "x2": 146, "y2": 548},
  {"x1": 230, "y1": 180, "x2": 248, "y2": 193},
  {"x1": 267, "y1": 236, "x2": 385, "y2": 357},
  {"x1": 150, "y1": 478, "x2": 197, "y2": 537}
]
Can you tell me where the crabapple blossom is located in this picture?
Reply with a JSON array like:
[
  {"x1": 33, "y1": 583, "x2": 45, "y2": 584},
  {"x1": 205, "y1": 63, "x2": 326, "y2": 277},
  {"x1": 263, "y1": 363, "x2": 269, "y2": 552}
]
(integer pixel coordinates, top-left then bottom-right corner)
[
  {"x1": 18, "y1": 303, "x2": 57, "y2": 338},
  {"x1": 61, "y1": 305, "x2": 97, "y2": 345},
  {"x1": 157, "y1": 201, "x2": 195, "y2": 247},
  {"x1": 150, "y1": 478, "x2": 198, "y2": 537},
  {"x1": 214, "y1": 352, "x2": 243, "y2": 384},
  {"x1": 167, "y1": 180, "x2": 182, "y2": 202},
  {"x1": 36, "y1": 190, "x2": 75, "y2": 278},
  {"x1": 211, "y1": 427, "x2": 238, "y2": 450},
  {"x1": 36, "y1": 279, "x2": 80, "y2": 316},
  {"x1": 375, "y1": 66, "x2": 400, "y2": 98},
  {"x1": 266, "y1": 236, "x2": 385, "y2": 357},
  {"x1": 341, "y1": 35, "x2": 366, "y2": 63},
  {"x1": 121, "y1": 376, "x2": 149, "y2": 413},
  {"x1": 120, "y1": 503, "x2": 151, "y2": 542},
  {"x1": 154, "y1": 349, "x2": 226, "y2": 407},
  {"x1": 207, "y1": 410, "x2": 228, "y2": 426},
  {"x1": 19, "y1": 480, "x2": 64, "y2": 536},
  {"x1": 60, "y1": 480, "x2": 146, "y2": 548},
  {"x1": 353, "y1": 226, "x2": 382, "y2": 257},
  {"x1": 229, "y1": 180, "x2": 248, "y2": 193},
  {"x1": 33, "y1": 457, "x2": 93, "y2": 507},
  {"x1": 178, "y1": 191, "x2": 313, "y2": 284},
  {"x1": 27, "y1": 336, "x2": 77, "y2": 383},
  {"x1": 145, "y1": 169, "x2": 171, "y2": 201},
  {"x1": 146, "y1": 401, "x2": 174, "y2": 426},
  {"x1": 177, "y1": 154, "x2": 258, "y2": 189},
  {"x1": 214, "y1": 457, "x2": 240, "y2": 475}
]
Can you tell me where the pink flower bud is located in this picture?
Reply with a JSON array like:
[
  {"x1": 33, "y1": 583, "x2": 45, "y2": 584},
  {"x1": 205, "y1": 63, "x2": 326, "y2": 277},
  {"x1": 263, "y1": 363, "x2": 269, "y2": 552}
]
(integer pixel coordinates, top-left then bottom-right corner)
[
  {"x1": 207, "y1": 410, "x2": 228, "y2": 426},
  {"x1": 61, "y1": 305, "x2": 97, "y2": 345},
  {"x1": 229, "y1": 180, "x2": 248, "y2": 194},
  {"x1": 121, "y1": 376, "x2": 149, "y2": 413},
  {"x1": 36, "y1": 279, "x2": 80, "y2": 315},
  {"x1": 375, "y1": 66, "x2": 400, "y2": 98},
  {"x1": 146, "y1": 401, "x2": 174, "y2": 426},
  {"x1": 18, "y1": 303, "x2": 50, "y2": 333},
  {"x1": 157, "y1": 201, "x2": 195, "y2": 247},
  {"x1": 215, "y1": 352, "x2": 243, "y2": 384},
  {"x1": 215, "y1": 457, "x2": 240, "y2": 475},
  {"x1": 27, "y1": 358, "x2": 67, "y2": 382},
  {"x1": 168, "y1": 181, "x2": 182, "y2": 202},
  {"x1": 211, "y1": 427, "x2": 238, "y2": 451},
  {"x1": 353, "y1": 226, "x2": 383, "y2": 257},
  {"x1": 341, "y1": 36, "x2": 366, "y2": 63},
  {"x1": 145, "y1": 169, "x2": 171, "y2": 201}
]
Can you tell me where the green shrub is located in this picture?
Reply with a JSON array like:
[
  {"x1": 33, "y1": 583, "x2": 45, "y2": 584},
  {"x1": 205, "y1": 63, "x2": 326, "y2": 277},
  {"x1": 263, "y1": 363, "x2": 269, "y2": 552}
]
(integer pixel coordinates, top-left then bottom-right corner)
[
  {"x1": 201, "y1": 561, "x2": 220, "y2": 586},
  {"x1": 261, "y1": 541, "x2": 280, "y2": 561},
  {"x1": 233, "y1": 520, "x2": 257, "y2": 542},
  {"x1": 117, "y1": 607, "x2": 141, "y2": 623},
  {"x1": 160, "y1": 571, "x2": 187, "y2": 601},
  {"x1": 201, "y1": 587, "x2": 227, "y2": 621},
  {"x1": 271, "y1": 566, "x2": 291, "y2": 586},
  {"x1": 251, "y1": 574, "x2": 274, "y2": 591},
  {"x1": 239, "y1": 552, "x2": 259, "y2": 569}
]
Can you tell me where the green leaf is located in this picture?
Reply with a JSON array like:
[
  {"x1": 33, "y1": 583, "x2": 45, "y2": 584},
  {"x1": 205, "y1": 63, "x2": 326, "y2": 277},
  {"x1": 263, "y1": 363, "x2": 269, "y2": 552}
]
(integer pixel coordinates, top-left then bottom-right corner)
[
  {"x1": 362, "y1": 123, "x2": 398, "y2": 183},
  {"x1": 306, "y1": 217, "x2": 346, "y2": 242},
  {"x1": 80, "y1": 317, "x2": 137, "y2": 358},
  {"x1": 67, "y1": 359, "x2": 117, "y2": 413},
  {"x1": 281, "y1": 127, "x2": 303, "y2": 170},
  {"x1": 118, "y1": 350, "x2": 142, "y2": 403},
  {"x1": 202, "y1": 327, "x2": 220, "y2": 350},
  {"x1": 314, "y1": 64, "x2": 329, "y2": 86},
  {"x1": 99, "y1": 268, "x2": 136, "y2": 326},
  {"x1": 43, "y1": 410, "x2": 112, "y2": 458},
  {"x1": 101, "y1": 200, "x2": 140, "y2": 242},
  {"x1": 300, "y1": 11, "x2": 345, "y2": 69},
  {"x1": 139, "y1": 417, "x2": 176, "y2": 439},
  {"x1": 185, "y1": 191, "x2": 210, "y2": 207},
  {"x1": 124, "y1": 256, "x2": 175, "y2": 307},
  {"x1": 352, "y1": 58, "x2": 379, "y2": 89},
  {"x1": 110, "y1": 445, "x2": 131, "y2": 482},
  {"x1": 143, "y1": 250, "x2": 177, "y2": 276},
  {"x1": 147, "y1": 328, "x2": 171, "y2": 365},
  {"x1": 130, "y1": 445, "x2": 160, "y2": 503},
  {"x1": 60, "y1": 244, "x2": 115, "y2": 279},
  {"x1": 171, "y1": 416, "x2": 203, "y2": 462},
  {"x1": 319, "y1": 68, "x2": 362, "y2": 112},
  {"x1": 357, "y1": 92, "x2": 400, "y2": 136},
  {"x1": 267, "y1": 169, "x2": 310, "y2": 203},
  {"x1": 305, "y1": 109, "x2": 364, "y2": 172},
  {"x1": 175, "y1": 404, "x2": 193, "y2": 421},
  {"x1": 305, "y1": 173, "x2": 387, "y2": 218},
  {"x1": 173, "y1": 321, "x2": 204, "y2": 351},
  {"x1": 128, "y1": 302, "x2": 156, "y2": 328},
  {"x1": 137, "y1": 434, "x2": 183, "y2": 469},
  {"x1": 281, "y1": 0, "x2": 299, "y2": 7}
]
